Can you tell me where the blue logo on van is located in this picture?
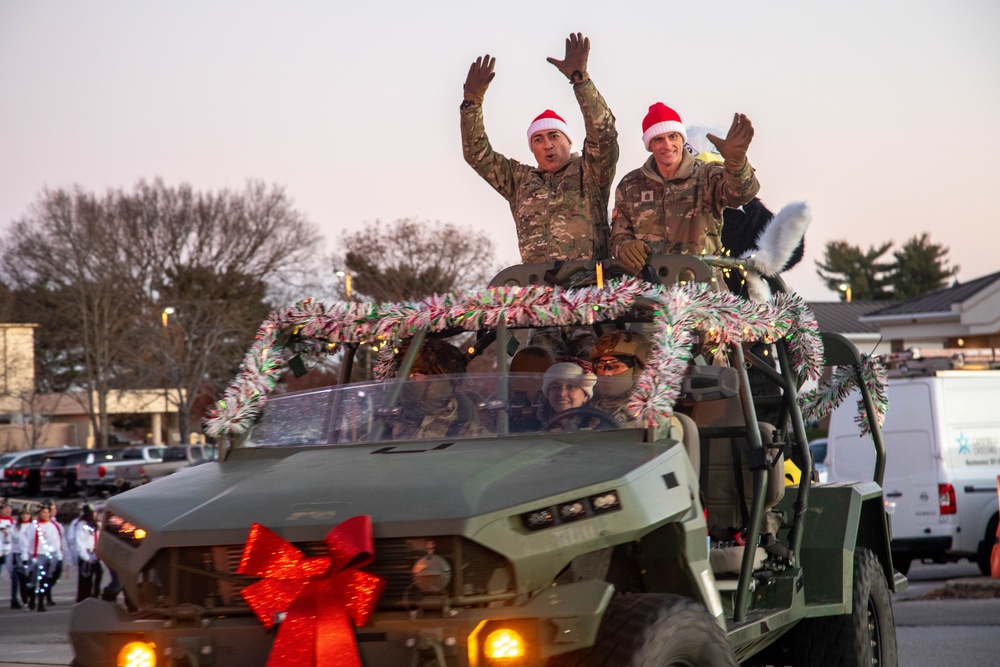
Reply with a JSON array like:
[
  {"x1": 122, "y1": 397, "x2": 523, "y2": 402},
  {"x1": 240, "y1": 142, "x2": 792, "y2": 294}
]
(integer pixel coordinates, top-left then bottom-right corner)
[{"x1": 956, "y1": 432, "x2": 971, "y2": 455}]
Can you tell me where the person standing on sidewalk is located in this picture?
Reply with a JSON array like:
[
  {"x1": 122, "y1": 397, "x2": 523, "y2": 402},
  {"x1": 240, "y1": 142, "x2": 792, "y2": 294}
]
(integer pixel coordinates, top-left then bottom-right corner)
[
  {"x1": 22, "y1": 504, "x2": 61, "y2": 612},
  {"x1": 10, "y1": 506, "x2": 33, "y2": 609},
  {"x1": 73, "y1": 505, "x2": 102, "y2": 601},
  {"x1": 0, "y1": 500, "x2": 13, "y2": 608}
]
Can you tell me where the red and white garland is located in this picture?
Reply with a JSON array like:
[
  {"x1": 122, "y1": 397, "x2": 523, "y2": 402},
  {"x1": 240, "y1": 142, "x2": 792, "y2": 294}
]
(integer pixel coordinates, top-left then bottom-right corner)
[{"x1": 205, "y1": 278, "x2": 874, "y2": 438}]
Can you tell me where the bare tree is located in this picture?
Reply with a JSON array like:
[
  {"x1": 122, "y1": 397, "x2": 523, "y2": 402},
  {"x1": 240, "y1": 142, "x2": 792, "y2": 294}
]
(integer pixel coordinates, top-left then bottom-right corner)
[
  {"x1": 1, "y1": 180, "x2": 322, "y2": 446},
  {"x1": 332, "y1": 218, "x2": 497, "y2": 303}
]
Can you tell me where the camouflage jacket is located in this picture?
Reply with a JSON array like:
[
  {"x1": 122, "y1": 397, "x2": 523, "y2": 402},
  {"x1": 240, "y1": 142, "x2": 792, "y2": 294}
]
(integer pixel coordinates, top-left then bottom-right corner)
[
  {"x1": 461, "y1": 80, "x2": 618, "y2": 263},
  {"x1": 391, "y1": 396, "x2": 485, "y2": 441},
  {"x1": 610, "y1": 151, "x2": 759, "y2": 257}
]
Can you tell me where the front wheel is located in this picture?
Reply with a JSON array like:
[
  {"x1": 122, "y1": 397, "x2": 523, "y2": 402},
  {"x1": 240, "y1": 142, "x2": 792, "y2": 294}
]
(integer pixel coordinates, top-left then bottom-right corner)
[
  {"x1": 783, "y1": 547, "x2": 898, "y2": 667},
  {"x1": 547, "y1": 593, "x2": 737, "y2": 667}
]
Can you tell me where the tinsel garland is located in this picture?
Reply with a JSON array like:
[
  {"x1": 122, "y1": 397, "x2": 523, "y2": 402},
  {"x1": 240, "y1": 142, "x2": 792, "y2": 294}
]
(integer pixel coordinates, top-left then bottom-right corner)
[
  {"x1": 799, "y1": 354, "x2": 888, "y2": 436},
  {"x1": 205, "y1": 278, "x2": 840, "y2": 438}
]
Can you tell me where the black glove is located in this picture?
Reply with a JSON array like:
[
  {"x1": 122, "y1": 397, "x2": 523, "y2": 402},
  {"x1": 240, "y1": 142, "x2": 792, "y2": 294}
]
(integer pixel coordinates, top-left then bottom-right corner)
[
  {"x1": 707, "y1": 113, "x2": 754, "y2": 170},
  {"x1": 547, "y1": 32, "x2": 590, "y2": 83},
  {"x1": 463, "y1": 54, "x2": 496, "y2": 105}
]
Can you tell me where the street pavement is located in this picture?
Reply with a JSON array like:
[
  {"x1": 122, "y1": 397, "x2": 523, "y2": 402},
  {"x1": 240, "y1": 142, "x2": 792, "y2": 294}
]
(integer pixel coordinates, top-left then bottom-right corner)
[{"x1": 0, "y1": 557, "x2": 998, "y2": 666}]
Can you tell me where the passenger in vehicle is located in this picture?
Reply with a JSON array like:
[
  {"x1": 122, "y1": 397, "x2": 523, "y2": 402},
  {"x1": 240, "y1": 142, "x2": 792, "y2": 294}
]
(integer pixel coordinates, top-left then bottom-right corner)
[
  {"x1": 590, "y1": 331, "x2": 651, "y2": 426},
  {"x1": 537, "y1": 360, "x2": 597, "y2": 429},
  {"x1": 610, "y1": 104, "x2": 759, "y2": 273},
  {"x1": 460, "y1": 32, "x2": 618, "y2": 266},
  {"x1": 392, "y1": 339, "x2": 486, "y2": 440}
]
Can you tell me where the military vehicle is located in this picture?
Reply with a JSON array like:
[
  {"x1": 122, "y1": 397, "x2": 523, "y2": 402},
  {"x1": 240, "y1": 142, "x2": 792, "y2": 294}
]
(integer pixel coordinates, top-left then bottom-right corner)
[{"x1": 69, "y1": 255, "x2": 904, "y2": 667}]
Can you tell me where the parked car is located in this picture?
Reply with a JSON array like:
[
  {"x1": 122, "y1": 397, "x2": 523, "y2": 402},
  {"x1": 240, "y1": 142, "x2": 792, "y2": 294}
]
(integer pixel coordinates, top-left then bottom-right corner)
[
  {"x1": 77, "y1": 445, "x2": 165, "y2": 495},
  {"x1": 809, "y1": 437, "x2": 829, "y2": 483},
  {"x1": 113, "y1": 443, "x2": 217, "y2": 489},
  {"x1": 39, "y1": 449, "x2": 120, "y2": 497},
  {"x1": 0, "y1": 447, "x2": 79, "y2": 496}
]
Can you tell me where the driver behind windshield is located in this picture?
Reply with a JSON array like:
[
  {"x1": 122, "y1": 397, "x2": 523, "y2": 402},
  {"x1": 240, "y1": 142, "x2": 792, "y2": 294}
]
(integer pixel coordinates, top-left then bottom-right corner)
[
  {"x1": 392, "y1": 339, "x2": 486, "y2": 440},
  {"x1": 538, "y1": 360, "x2": 597, "y2": 427}
]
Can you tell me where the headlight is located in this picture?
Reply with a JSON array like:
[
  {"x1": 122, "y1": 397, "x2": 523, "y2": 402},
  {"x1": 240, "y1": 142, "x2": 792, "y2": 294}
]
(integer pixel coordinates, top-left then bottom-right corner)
[
  {"x1": 520, "y1": 490, "x2": 622, "y2": 531},
  {"x1": 104, "y1": 512, "x2": 148, "y2": 548},
  {"x1": 118, "y1": 641, "x2": 156, "y2": 667},
  {"x1": 484, "y1": 628, "x2": 525, "y2": 659}
]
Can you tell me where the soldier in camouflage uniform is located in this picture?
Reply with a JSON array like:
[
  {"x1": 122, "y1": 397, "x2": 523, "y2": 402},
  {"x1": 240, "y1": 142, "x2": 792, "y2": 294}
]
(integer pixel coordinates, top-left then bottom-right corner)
[
  {"x1": 460, "y1": 33, "x2": 618, "y2": 264},
  {"x1": 590, "y1": 331, "x2": 652, "y2": 426},
  {"x1": 611, "y1": 104, "x2": 759, "y2": 273},
  {"x1": 392, "y1": 339, "x2": 486, "y2": 440}
]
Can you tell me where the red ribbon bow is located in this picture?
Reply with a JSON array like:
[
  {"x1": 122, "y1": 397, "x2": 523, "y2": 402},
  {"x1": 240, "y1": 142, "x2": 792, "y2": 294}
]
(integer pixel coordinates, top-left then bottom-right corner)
[{"x1": 238, "y1": 516, "x2": 386, "y2": 667}]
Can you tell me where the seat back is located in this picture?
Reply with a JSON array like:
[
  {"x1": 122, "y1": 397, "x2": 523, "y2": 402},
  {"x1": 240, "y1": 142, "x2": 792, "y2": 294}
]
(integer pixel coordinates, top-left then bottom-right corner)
[{"x1": 688, "y1": 395, "x2": 784, "y2": 534}]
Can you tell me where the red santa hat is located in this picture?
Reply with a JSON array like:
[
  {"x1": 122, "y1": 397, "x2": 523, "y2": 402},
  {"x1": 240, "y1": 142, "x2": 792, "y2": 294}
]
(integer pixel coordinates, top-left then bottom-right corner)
[
  {"x1": 526, "y1": 110, "x2": 572, "y2": 144},
  {"x1": 642, "y1": 103, "x2": 686, "y2": 150}
]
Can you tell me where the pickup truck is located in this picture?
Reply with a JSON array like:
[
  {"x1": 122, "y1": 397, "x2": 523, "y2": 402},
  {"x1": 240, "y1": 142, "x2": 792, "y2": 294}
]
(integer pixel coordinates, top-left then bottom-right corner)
[
  {"x1": 112, "y1": 444, "x2": 217, "y2": 489},
  {"x1": 76, "y1": 445, "x2": 165, "y2": 496}
]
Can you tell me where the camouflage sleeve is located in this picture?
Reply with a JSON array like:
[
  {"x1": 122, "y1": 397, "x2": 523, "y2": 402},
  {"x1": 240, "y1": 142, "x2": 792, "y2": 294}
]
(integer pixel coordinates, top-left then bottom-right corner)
[
  {"x1": 574, "y1": 79, "x2": 619, "y2": 192},
  {"x1": 460, "y1": 102, "x2": 521, "y2": 202},
  {"x1": 706, "y1": 159, "x2": 760, "y2": 218},
  {"x1": 608, "y1": 179, "x2": 635, "y2": 257}
]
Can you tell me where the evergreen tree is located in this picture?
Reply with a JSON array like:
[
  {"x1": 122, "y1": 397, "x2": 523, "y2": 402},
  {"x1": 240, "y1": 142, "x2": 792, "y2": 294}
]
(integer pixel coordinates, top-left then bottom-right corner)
[{"x1": 890, "y1": 233, "x2": 959, "y2": 299}]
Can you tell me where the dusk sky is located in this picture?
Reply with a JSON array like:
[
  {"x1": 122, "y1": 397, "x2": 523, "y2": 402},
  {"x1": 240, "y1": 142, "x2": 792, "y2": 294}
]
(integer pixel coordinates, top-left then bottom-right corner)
[{"x1": 2, "y1": 1, "x2": 998, "y2": 301}]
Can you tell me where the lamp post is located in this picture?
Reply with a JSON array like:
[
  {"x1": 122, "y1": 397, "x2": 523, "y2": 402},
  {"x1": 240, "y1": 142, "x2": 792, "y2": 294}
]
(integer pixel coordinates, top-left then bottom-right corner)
[
  {"x1": 335, "y1": 270, "x2": 353, "y2": 300},
  {"x1": 838, "y1": 283, "x2": 852, "y2": 303},
  {"x1": 160, "y1": 307, "x2": 178, "y2": 445}
]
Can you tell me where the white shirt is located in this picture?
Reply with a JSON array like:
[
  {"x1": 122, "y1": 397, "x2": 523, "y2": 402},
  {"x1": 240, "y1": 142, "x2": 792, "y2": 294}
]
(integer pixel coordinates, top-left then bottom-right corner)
[
  {"x1": 0, "y1": 515, "x2": 13, "y2": 557},
  {"x1": 73, "y1": 520, "x2": 99, "y2": 562},
  {"x1": 23, "y1": 519, "x2": 62, "y2": 560}
]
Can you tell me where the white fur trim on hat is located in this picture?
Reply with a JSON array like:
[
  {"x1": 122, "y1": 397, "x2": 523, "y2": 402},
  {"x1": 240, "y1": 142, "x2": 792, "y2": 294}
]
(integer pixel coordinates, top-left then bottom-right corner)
[
  {"x1": 527, "y1": 111, "x2": 572, "y2": 145},
  {"x1": 642, "y1": 121, "x2": 686, "y2": 150},
  {"x1": 543, "y1": 362, "x2": 597, "y2": 399}
]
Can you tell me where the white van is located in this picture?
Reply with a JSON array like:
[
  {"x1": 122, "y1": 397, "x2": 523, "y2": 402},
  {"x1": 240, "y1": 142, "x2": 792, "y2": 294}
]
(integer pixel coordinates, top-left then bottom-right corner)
[{"x1": 827, "y1": 369, "x2": 1000, "y2": 575}]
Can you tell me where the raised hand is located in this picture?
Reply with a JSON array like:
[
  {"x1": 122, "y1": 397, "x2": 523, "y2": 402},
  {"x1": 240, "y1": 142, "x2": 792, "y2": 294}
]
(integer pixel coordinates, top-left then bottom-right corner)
[
  {"x1": 463, "y1": 54, "x2": 496, "y2": 105},
  {"x1": 547, "y1": 32, "x2": 590, "y2": 83},
  {"x1": 707, "y1": 114, "x2": 754, "y2": 168}
]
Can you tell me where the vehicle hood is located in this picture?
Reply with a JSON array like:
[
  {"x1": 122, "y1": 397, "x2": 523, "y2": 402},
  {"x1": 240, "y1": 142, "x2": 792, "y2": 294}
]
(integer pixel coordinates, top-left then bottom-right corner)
[{"x1": 107, "y1": 433, "x2": 671, "y2": 542}]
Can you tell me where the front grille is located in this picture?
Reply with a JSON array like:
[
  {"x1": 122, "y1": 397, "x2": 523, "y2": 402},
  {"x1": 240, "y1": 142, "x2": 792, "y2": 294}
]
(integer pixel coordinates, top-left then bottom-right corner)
[{"x1": 136, "y1": 536, "x2": 514, "y2": 616}]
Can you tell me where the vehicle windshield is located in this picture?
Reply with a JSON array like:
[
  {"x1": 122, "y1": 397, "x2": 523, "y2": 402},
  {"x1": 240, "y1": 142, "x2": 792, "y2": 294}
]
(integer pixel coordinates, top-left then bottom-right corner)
[
  {"x1": 244, "y1": 372, "x2": 625, "y2": 448},
  {"x1": 0, "y1": 454, "x2": 15, "y2": 467}
]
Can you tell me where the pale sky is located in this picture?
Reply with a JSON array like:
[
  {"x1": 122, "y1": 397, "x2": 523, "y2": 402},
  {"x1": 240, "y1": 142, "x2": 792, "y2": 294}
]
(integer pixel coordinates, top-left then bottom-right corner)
[{"x1": 2, "y1": 0, "x2": 998, "y2": 301}]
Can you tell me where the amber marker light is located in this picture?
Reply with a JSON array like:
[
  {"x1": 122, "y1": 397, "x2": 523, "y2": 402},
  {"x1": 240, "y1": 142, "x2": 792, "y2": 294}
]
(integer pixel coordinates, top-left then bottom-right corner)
[
  {"x1": 483, "y1": 628, "x2": 525, "y2": 660},
  {"x1": 118, "y1": 641, "x2": 156, "y2": 667}
]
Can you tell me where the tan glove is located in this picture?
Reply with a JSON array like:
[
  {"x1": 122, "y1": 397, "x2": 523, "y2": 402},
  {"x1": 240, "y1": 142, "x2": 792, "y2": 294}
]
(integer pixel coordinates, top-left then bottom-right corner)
[
  {"x1": 463, "y1": 54, "x2": 496, "y2": 105},
  {"x1": 707, "y1": 113, "x2": 754, "y2": 170},
  {"x1": 618, "y1": 239, "x2": 650, "y2": 273},
  {"x1": 546, "y1": 32, "x2": 590, "y2": 83}
]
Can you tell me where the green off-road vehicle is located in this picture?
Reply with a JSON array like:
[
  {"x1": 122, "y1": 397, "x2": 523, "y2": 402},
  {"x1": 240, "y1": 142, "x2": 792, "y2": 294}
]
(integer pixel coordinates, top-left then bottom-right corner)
[{"x1": 70, "y1": 255, "x2": 904, "y2": 667}]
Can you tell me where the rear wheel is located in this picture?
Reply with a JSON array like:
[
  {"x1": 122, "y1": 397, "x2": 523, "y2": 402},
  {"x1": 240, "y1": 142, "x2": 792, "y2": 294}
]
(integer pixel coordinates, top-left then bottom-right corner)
[
  {"x1": 976, "y1": 514, "x2": 999, "y2": 576},
  {"x1": 783, "y1": 547, "x2": 897, "y2": 666},
  {"x1": 547, "y1": 593, "x2": 737, "y2": 667}
]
